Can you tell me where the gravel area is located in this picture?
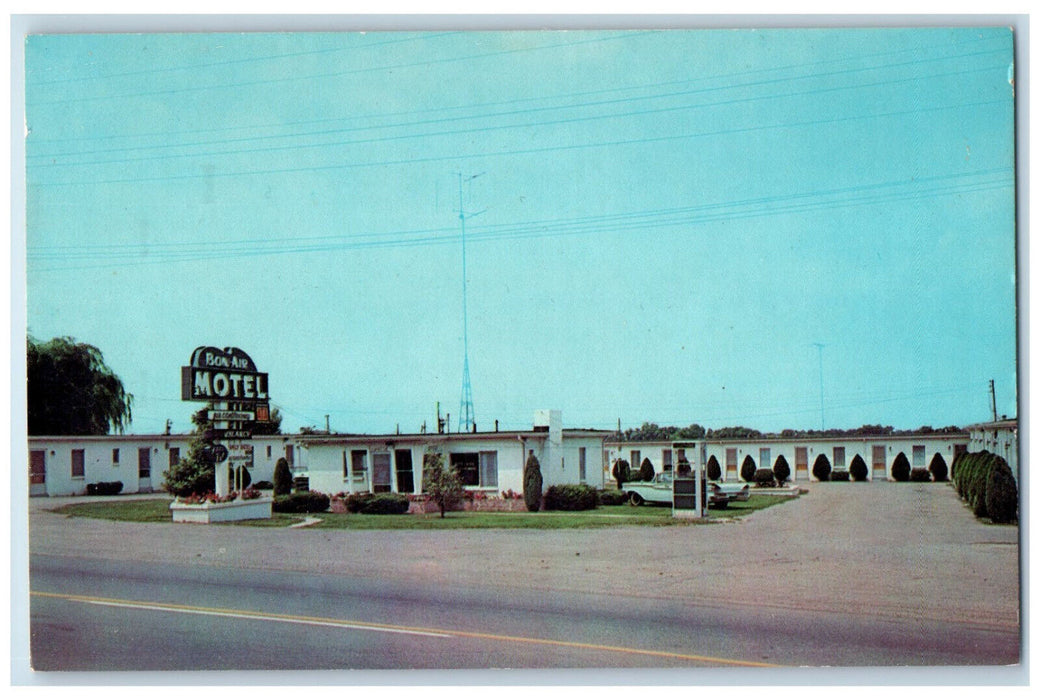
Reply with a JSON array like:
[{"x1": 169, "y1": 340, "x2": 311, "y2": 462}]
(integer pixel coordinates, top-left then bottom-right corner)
[{"x1": 27, "y1": 481, "x2": 1020, "y2": 632}]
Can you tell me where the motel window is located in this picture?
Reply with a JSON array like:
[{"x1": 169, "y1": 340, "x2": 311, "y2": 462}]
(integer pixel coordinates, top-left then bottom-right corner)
[
  {"x1": 372, "y1": 452, "x2": 392, "y2": 493},
  {"x1": 760, "y1": 448, "x2": 771, "y2": 469},
  {"x1": 912, "y1": 445, "x2": 926, "y2": 467},
  {"x1": 285, "y1": 445, "x2": 294, "y2": 467},
  {"x1": 480, "y1": 452, "x2": 498, "y2": 488},
  {"x1": 579, "y1": 447, "x2": 587, "y2": 483},
  {"x1": 71, "y1": 449, "x2": 85, "y2": 479},
  {"x1": 169, "y1": 447, "x2": 180, "y2": 467},
  {"x1": 138, "y1": 447, "x2": 151, "y2": 478},
  {"x1": 395, "y1": 449, "x2": 415, "y2": 493},
  {"x1": 726, "y1": 448, "x2": 737, "y2": 469},
  {"x1": 662, "y1": 449, "x2": 673, "y2": 472},
  {"x1": 795, "y1": 447, "x2": 808, "y2": 471},
  {"x1": 954, "y1": 444, "x2": 967, "y2": 459},
  {"x1": 630, "y1": 451, "x2": 641, "y2": 470},
  {"x1": 677, "y1": 449, "x2": 686, "y2": 463},
  {"x1": 350, "y1": 450, "x2": 368, "y2": 482},
  {"x1": 833, "y1": 447, "x2": 846, "y2": 468},
  {"x1": 112, "y1": 448, "x2": 120, "y2": 465},
  {"x1": 872, "y1": 445, "x2": 887, "y2": 470},
  {"x1": 267, "y1": 445, "x2": 272, "y2": 459}
]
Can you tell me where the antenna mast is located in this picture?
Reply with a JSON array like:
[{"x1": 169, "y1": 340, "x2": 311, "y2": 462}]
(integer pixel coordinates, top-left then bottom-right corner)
[{"x1": 456, "y1": 172, "x2": 485, "y2": 433}]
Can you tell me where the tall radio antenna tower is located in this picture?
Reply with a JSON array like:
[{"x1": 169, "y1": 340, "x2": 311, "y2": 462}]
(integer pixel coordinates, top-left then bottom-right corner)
[{"x1": 456, "y1": 172, "x2": 485, "y2": 433}]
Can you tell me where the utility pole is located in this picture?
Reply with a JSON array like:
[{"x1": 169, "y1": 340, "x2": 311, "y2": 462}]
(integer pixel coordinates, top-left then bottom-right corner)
[
  {"x1": 990, "y1": 379, "x2": 998, "y2": 421},
  {"x1": 456, "y1": 172, "x2": 485, "y2": 433}
]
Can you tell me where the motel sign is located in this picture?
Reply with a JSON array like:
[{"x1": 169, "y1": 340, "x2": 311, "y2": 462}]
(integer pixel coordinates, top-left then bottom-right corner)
[{"x1": 181, "y1": 346, "x2": 269, "y2": 402}]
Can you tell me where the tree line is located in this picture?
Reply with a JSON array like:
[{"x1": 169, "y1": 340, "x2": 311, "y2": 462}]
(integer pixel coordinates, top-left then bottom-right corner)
[{"x1": 615, "y1": 421, "x2": 964, "y2": 442}]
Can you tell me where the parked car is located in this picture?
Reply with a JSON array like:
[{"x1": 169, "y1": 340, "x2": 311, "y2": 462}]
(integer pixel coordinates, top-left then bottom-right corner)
[{"x1": 624, "y1": 472, "x2": 743, "y2": 508}]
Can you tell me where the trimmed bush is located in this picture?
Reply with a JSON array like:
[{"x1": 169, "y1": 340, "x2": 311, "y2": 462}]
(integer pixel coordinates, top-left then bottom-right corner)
[
  {"x1": 849, "y1": 455, "x2": 868, "y2": 482},
  {"x1": 740, "y1": 455, "x2": 757, "y2": 483},
  {"x1": 611, "y1": 459, "x2": 631, "y2": 490},
  {"x1": 343, "y1": 492, "x2": 410, "y2": 515},
  {"x1": 812, "y1": 454, "x2": 832, "y2": 482},
  {"x1": 273, "y1": 491, "x2": 330, "y2": 513},
  {"x1": 86, "y1": 481, "x2": 123, "y2": 496},
  {"x1": 891, "y1": 453, "x2": 911, "y2": 482},
  {"x1": 929, "y1": 453, "x2": 949, "y2": 482},
  {"x1": 753, "y1": 468, "x2": 776, "y2": 487},
  {"x1": 773, "y1": 455, "x2": 791, "y2": 486},
  {"x1": 273, "y1": 457, "x2": 293, "y2": 496},
  {"x1": 706, "y1": 456, "x2": 722, "y2": 481},
  {"x1": 523, "y1": 454, "x2": 543, "y2": 512},
  {"x1": 598, "y1": 489, "x2": 628, "y2": 506},
  {"x1": 985, "y1": 458, "x2": 1018, "y2": 524},
  {"x1": 830, "y1": 469, "x2": 850, "y2": 481},
  {"x1": 909, "y1": 468, "x2": 932, "y2": 482},
  {"x1": 638, "y1": 457, "x2": 655, "y2": 482},
  {"x1": 253, "y1": 480, "x2": 274, "y2": 490},
  {"x1": 543, "y1": 484, "x2": 598, "y2": 511}
]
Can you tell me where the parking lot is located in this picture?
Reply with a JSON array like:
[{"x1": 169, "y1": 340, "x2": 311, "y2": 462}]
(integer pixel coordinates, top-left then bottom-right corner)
[{"x1": 26, "y1": 479, "x2": 1020, "y2": 636}]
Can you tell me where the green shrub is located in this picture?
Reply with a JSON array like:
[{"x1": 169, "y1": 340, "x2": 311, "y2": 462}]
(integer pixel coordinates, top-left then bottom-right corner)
[
  {"x1": 706, "y1": 456, "x2": 722, "y2": 481},
  {"x1": 830, "y1": 469, "x2": 850, "y2": 481},
  {"x1": 523, "y1": 454, "x2": 543, "y2": 512},
  {"x1": 611, "y1": 459, "x2": 631, "y2": 490},
  {"x1": 849, "y1": 455, "x2": 868, "y2": 481},
  {"x1": 273, "y1": 457, "x2": 293, "y2": 496},
  {"x1": 740, "y1": 455, "x2": 757, "y2": 483},
  {"x1": 773, "y1": 455, "x2": 791, "y2": 486},
  {"x1": 598, "y1": 489, "x2": 628, "y2": 506},
  {"x1": 344, "y1": 492, "x2": 410, "y2": 515},
  {"x1": 273, "y1": 491, "x2": 330, "y2": 513},
  {"x1": 891, "y1": 453, "x2": 911, "y2": 482},
  {"x1": 928, "y1": 453, "x2": 949, "y2": 482},
  {"x1": 909, "y1": 468, "x2": 931, "y2": 482},
  {"x1": 86, "y1": 481, "x2": 123, "y2": 496},
  {"x1": 638, "y1": 457, "x2": 655, "y2": 482},
  {"x1": 985, "y1": 458, "x2": 1018, "y2": 523},
  {"x1": 812, "y1": 454, "x2": 831, "y2": 481},
  {"x1": 753, "y1": 468, "x2": 776, "y2": 487},
  {"x1": 253, "y1": 480, "x2": 274, "y2": 490},
  {"x1": 543, "y1": 484, "x2": 598, "y2": 511},
  {"x1": 422, "y1": 452, "x2": 463, "y2": 518}
]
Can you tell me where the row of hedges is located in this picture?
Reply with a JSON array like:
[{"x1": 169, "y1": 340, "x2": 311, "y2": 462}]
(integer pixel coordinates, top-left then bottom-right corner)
[
  {"x1": 951, "y1": 451, "x2": 1018, "y2": 523},
  {"x1": 86, "y1": 481, "x2": 123, "y2": 496},
  {"x1": 339, "y1": 492, "x2": 410, "y2": 515},
  {"x1": 543, "y1": 484, "x2": 598, "y2": 511},
  {"x1": 273, "y1": 491, "x2": 331, "y2": 513}
]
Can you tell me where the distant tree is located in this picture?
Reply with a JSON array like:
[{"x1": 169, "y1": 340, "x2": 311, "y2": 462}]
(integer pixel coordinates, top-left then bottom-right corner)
[
  {"x1": 28, "y1": 336, "x2": 133, "y2": 435},
  {"x1": 712, "y1": 426, "x2": 764, "y2": 440},
  {"x1": 422, "y1": 452, "x2": 463, "y2": 518},
  {"x1": 611, "y1": 458, "x2": 631, "y2": 490},
  {"x1": 523, "y1": 454, "x2": 543, "y2": 512},
  {"x1": 675, "y1": 423, "x2": 706, "y2": 439}
]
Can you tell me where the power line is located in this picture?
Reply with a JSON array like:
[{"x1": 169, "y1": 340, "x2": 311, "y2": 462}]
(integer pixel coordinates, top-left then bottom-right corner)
[
  {"x1": 28, "y1": 50, "x2": 1007, "y2": 166},
  {"x1": 26, "y1": 32, "x2": 1006, "y2": 149}
]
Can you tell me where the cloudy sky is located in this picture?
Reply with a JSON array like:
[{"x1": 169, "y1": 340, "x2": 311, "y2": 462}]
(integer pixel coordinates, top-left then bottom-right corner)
[{"x1": 22, "y1": 26, "x2": 1018, "y2": 435}]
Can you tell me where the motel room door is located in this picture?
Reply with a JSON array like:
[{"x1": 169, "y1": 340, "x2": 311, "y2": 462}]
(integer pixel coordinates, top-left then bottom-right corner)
[{"x1": 29, "y1": 450, "x2": 46, "y2": 496}]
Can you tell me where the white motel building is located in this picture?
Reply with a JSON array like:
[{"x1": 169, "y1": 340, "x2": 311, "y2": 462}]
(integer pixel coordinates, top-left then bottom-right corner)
[{"x1": 27, "y1": 410, "x2": 1015, "y2": 498}]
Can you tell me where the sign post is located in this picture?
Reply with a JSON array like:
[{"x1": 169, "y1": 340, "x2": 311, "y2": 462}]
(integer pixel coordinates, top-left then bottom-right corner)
[{"x1": 181, "y1": 347, "x2": 271, "y2": 497}]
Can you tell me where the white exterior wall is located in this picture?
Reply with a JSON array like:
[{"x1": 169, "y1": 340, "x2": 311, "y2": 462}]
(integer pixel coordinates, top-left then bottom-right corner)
[
  {"x1": 606, "y1": 435, "x2": 969, "y2": 483},
  {"x1": 968, "y1": 422, "x2": 1019, "y2": 480},
  {"x1": 28, "y1": 434, "x2": 300, "y2": 496},
  {"x1": 303, "y1": 432, "x2": 607, "y2": 496}
]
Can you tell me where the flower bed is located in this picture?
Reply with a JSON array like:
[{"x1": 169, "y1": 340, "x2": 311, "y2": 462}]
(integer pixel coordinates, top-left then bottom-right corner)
[{"x1": 170, "y1": 493, "x2": 273, "y2": 524}]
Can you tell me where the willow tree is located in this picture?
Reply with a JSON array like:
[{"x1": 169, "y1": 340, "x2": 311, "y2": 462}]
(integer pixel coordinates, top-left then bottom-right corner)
[{"x1": 27, "y1": 336, "x2": 133, "y2": 435}]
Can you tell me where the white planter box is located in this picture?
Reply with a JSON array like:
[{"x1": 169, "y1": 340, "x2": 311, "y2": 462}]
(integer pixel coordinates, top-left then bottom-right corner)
[{"x1": 170, "y1": 496, "x2": 273, "y2": 524}]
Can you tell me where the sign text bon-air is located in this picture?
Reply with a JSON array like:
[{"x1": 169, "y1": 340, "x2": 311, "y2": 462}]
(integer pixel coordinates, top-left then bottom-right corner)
[{"x1": 181, "y1": 346, "x2": 269, "y2": 403}]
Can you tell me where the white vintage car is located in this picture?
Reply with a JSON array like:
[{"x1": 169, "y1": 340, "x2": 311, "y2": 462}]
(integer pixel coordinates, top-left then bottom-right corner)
[{"x1": 625, "y1": 472, "x2": 750, "y2": 508}]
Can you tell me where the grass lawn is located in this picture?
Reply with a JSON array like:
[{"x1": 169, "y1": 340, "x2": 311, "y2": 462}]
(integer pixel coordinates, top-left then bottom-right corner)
[{"x1": 48, "y1": 493, "x2": 793, "y2": 529}]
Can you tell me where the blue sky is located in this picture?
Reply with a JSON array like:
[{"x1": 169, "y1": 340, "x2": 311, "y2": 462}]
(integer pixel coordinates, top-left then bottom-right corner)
[{"x1": 23, "y1": 28, "x2": 1018, "y2": 435}]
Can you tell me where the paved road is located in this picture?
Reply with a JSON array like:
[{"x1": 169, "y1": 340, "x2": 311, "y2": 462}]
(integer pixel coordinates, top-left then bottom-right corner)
[{"x1": 23, "y1": 481, "x2": 1021, "y2": 674}]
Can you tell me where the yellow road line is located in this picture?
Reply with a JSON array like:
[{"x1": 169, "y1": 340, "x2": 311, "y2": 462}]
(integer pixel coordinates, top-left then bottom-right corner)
[{"x1": 32, "y1": 590, "x2": 780, "y2": 668}]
